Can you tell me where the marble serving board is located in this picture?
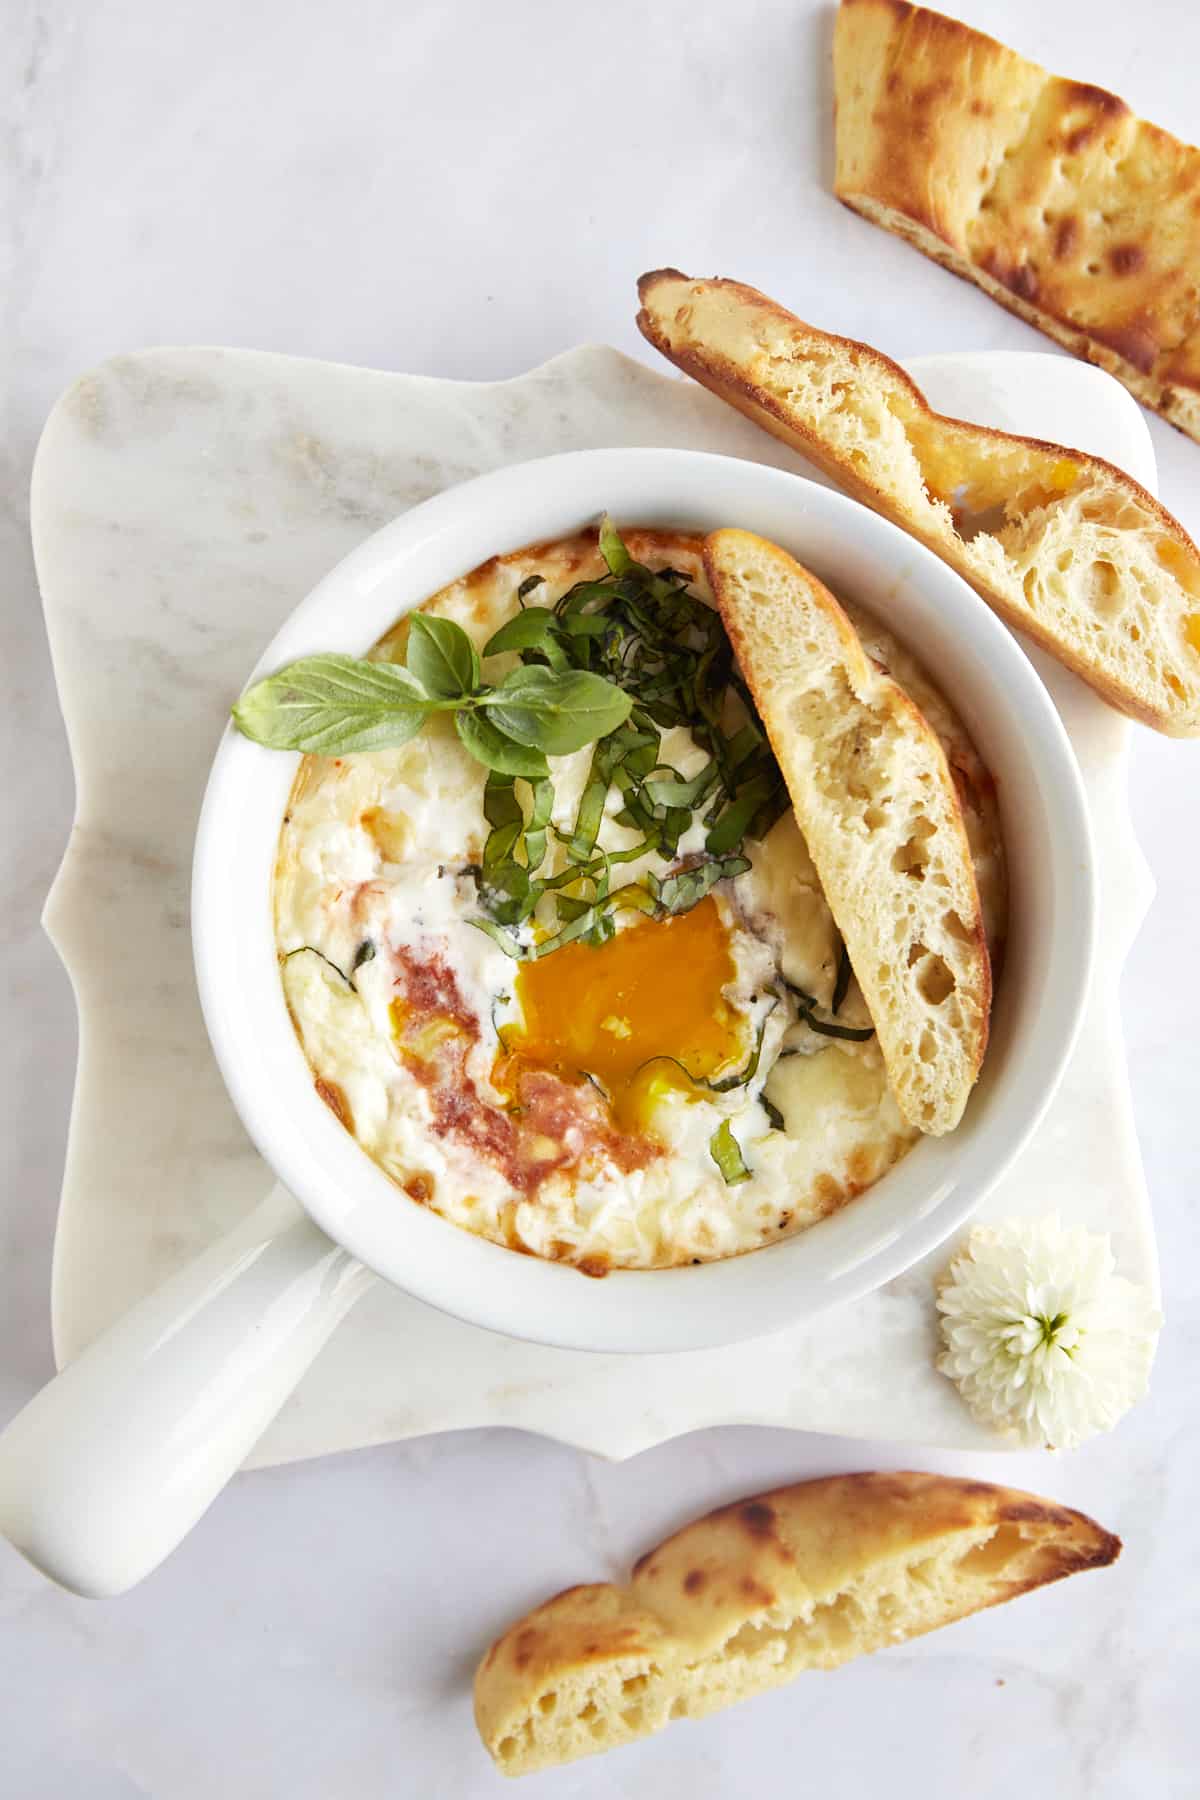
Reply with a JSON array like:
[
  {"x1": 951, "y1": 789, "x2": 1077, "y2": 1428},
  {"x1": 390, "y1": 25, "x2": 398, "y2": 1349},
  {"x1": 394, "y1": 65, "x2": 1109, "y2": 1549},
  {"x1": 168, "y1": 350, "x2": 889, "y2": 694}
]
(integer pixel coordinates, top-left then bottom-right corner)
[{"x1": 33, "y1": 344, "x2": 1158, "y2": 1464}]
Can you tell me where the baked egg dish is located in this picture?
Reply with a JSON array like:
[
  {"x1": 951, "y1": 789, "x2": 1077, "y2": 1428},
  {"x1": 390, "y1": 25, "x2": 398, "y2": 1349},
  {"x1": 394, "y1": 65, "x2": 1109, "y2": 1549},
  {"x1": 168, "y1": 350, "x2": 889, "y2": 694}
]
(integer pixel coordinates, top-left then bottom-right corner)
[{"x1": 271, "y1": 527, "x2": 1004, "y2": 1273}]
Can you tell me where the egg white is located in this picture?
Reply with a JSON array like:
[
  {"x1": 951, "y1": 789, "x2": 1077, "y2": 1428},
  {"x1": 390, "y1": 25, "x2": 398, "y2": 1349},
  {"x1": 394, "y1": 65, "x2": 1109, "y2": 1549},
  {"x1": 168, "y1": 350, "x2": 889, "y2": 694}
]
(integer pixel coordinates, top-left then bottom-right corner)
[{"x1": 274, "y1": 533, "x2": 921, "y2": 1271}]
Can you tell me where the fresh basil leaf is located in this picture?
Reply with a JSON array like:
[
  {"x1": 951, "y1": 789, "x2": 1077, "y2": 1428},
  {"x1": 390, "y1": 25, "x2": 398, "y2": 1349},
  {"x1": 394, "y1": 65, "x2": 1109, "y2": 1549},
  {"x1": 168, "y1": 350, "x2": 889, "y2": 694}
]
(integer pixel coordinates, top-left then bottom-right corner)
[
  {"x1": 483, "y1": 818, "x2": 523, "y2": 866},
  {"x1": 468, "y1": 916, "x2": 526, "y2": 959},
  {"x1": 781, "y1": 976, "x2": 875, "y2": 1041},
  {"x1": 455, "y1": 709, "x2": 549, "y2": 777},
  {"x1": 803, "y1": 1013, "x2": 876, "y2": 1042},
  {"x1": 750, "y1": 782, "x2": 791, "y2": 845},
  {"x1": 725, "y1": 722, "x2": 763, "y2": 772},
  {"x1": 705, "y1": 999, "x2": 777, "y2": 1093},
  {"x1": 644, "y1": 760, "x2": 719, "y2": 811},
  {"x1": 598, "y1": 513, "x2": 633, "y2": 576},
  {"x1": 480, "y1": 859, "x2": 532, "y2": 922},
  {"x1": 232, "y1": 655, "x2": 433, "y2": 754},
  {"x1": 284, "y1": 941, "x2": 379, "y2": 998},
  {"x1": 705, "y1": 774, "x2": 775, "y2": 854},
  {"x1": 662, "y1": 810, "x2": 690, "y2": 859},
  {"x1": 656, "y1": 854, "x2": 750, "y2": 916},
  {"x1": 282, "y1": 944, "x2": 357, "y2": 989},
  {"x1": 603, "y1": 881, "x2": 658, "y2": 919},
  {"x1": 553, "y1": 892, "x2": 592, "y2": 924},
  {"x1": 483, "y1": 607, "x2": 562, "y2": 658},
  {"x1": 483, "y1": 769, "x2": 522, "y2": 831},
  {"x1": 710, "y1": 1119, "x2": 750, "y2": 1185},
  {"x1": 632, "y1": 1001, "x2": 777, "y2": 1110},
  {"x1": 561, "y1": 613, "x2": 610, "y2": 639},
  {"x1": 568, "y1": 751, "x2": 612, "y2": 861},
  {"x1": 761, "y1": 1093, "x2": 786, "y2": 1131},
  {"x1": 524, "y1": 776, "x2": 554, "y2": 873},
  {"x1": 485, "y1": 665, "x2": 631, "y2": 754},
  {"x1": 530, "y1": 905, "x2": 607, "y2": 958},
  {"x1": 406, "y1": 613, "x2": 480, "y2": 699},
  {"x1": 556, "y1": 576, "x2": 622, "y2": 616}
]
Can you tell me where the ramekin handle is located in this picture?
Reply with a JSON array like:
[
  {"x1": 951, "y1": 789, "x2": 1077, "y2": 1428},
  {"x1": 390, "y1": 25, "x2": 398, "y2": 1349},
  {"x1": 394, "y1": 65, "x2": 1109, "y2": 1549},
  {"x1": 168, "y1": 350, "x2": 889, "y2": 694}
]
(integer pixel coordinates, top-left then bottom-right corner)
[{"x1": 0, "y1": 1186, "x2": 374, "y2": 1596}]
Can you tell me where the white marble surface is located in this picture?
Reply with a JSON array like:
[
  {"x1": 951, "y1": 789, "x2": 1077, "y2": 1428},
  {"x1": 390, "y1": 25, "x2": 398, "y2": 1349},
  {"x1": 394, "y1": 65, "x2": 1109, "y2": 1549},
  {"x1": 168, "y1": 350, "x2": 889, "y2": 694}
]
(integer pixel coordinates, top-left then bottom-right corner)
[
  {"x1": 1, "y1": 2, "x2": 1196, "y2": 1795},
  {"x1": 32, "y1": 340, "x2": 1158, "y2": 1461}
]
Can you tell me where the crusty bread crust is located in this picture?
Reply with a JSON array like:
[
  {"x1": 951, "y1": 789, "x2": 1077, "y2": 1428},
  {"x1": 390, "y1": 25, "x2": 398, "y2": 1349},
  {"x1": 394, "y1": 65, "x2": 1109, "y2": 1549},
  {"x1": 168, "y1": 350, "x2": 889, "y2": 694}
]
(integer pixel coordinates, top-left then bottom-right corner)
[
  {"x1": 833, "y1": 0, "x2": 1200, "y2": 443},
  {"x1": 474, "y1": 1471, "x2": 1120, "y2": 1776},
  {"x1": 636, "y1": 268, "x2": 1200, "y2": 734},
  {"x1": 705, "y1": 529, "x2": 989, "y2": 1135}
]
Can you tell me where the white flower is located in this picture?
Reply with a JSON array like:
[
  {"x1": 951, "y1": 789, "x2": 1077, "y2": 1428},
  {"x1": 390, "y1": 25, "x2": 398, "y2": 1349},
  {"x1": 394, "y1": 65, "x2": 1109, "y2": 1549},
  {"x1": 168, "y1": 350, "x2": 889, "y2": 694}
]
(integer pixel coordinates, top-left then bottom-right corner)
[{"x1": 935, "y1": 1216, "x2": 1162, "y2": 1450}]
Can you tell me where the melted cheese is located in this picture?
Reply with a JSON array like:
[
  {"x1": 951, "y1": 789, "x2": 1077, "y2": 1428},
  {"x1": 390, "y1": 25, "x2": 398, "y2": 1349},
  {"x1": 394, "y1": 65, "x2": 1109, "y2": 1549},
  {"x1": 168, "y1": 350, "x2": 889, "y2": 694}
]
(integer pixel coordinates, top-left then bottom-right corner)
[{"x1": 274, "y1": 530, "x2": 923, "y2": 1271}]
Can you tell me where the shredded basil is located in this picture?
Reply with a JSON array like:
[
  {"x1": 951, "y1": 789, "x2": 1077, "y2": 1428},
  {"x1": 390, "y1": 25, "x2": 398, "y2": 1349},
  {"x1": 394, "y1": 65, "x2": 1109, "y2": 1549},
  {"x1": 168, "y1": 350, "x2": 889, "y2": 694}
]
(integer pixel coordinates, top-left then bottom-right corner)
[
  {"x1": 461, "y1": 518, "x2": 791, "y2": 962},
  {"x1": 710, "y1": 1119, "x2": 751, "y2": 1184},
  {"x1": 282, "y1": 944, "x2": 362, "y2": 993},
  {"x1": 780, "y1": 976, "x2": 875, "y2": 1041},
  {"x1": 630, "y1": 1001, "x2": 777, "y2": 1099}
]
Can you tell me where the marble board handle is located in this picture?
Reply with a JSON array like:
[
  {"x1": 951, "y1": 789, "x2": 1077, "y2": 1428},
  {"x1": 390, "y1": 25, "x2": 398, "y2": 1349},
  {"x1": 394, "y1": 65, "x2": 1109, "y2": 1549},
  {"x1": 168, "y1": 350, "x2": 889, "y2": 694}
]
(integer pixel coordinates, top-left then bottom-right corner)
[{"x1": 0, "y1": 1187, "x2": 374, "y2": 1596}]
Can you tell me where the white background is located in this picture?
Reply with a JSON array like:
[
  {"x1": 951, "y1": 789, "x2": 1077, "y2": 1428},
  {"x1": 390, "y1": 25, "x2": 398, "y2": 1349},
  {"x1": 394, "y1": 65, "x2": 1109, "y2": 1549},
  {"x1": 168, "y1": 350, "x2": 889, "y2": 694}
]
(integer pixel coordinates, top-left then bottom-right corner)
[{"x1": 2, "y1": 2, "x2": 1197, "y2": 1795}]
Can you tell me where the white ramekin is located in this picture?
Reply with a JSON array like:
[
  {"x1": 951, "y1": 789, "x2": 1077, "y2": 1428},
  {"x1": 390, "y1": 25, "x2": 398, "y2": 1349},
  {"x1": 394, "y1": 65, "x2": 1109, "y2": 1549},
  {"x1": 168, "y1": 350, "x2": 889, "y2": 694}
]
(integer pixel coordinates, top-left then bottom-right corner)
[{"x1": 0, "y1": 448, "x2": 1095, "y2": 1594}]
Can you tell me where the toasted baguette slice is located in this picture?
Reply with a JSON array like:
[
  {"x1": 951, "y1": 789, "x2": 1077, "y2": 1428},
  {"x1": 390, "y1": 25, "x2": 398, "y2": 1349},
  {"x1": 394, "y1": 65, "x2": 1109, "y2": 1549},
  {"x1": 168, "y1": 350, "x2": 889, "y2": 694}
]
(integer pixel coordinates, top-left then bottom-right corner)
[
  {"x1": 704, "y1": 529, "x2": 988, "y2": 1135},
  {"x1": 474, "y1": 1471, "x2": 1120, "y2": 1776},
  {"x1": 833, "y1": 0, "x2": 1200, "y2": 445},
  {"x1": 636, "y1": 269, "x2": 1200, "y2": 735}
]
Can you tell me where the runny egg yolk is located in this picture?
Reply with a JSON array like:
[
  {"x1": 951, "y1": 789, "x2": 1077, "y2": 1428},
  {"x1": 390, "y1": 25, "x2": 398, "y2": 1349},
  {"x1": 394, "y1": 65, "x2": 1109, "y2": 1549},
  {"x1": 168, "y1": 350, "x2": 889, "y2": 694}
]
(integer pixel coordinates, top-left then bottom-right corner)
[{"x1": 498, "y1": 895, "x2": 747, "y2": 1133}]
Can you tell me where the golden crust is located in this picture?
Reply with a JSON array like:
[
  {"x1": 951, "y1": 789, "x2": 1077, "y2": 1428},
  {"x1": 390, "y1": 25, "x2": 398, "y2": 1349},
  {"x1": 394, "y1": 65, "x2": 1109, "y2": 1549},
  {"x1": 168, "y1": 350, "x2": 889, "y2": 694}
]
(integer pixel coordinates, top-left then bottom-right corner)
[
  {"x1": 634, "y1": 1470, "x2": 1119, "y2": 1631},
  {"x1": 474, "y1": 1471, "x2": 1120, "y2": 1775},
  {"x1": 833, "y1": 0, "x2": 1200, "y2": 441},
  {"x1": 635, "y1": 268, "x2": 1200, "y2": 733}
]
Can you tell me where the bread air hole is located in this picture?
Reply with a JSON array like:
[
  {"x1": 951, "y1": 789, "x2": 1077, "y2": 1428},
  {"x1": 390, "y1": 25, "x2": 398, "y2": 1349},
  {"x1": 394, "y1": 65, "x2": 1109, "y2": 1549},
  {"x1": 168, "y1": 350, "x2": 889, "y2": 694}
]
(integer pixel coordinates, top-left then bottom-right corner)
[
  {"x1": 917, "y1": 950, "x2": 956, "y2": 1005},
  {"x1": 537, "y1": 1691, "x2": 558, "y2": 1714},
  {"x1": 724, "y1": 1618, "x2": 776, "y2": 1656},
  {"x1": 892, "y1": 821, "x2": 934, "y2": 879},
  {"x1": 577, "y1": 1700, "x2": 606, "y2": 1736},
  {"x1": 1086, "y1": 559, "x2": 1122, "y2": 618},
  {"x1": 803, "y1": 1592, "x2": 859, "y2": 1650},
  {"x1": 949, "y1": 495, "x2": 1009, "y2": 541},
  {"x1": 943, "y1": 909, "x2": 975, "y2": 945},
  {"x1": 957, "y1": 1524, "x2": 1031, "y2": 1577}
]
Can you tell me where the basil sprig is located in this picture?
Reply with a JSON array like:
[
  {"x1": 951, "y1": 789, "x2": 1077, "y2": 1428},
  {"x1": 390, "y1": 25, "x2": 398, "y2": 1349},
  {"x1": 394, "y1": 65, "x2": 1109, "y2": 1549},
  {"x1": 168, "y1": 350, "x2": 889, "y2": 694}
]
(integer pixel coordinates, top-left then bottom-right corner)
[
  {"x1": 232, "y1": 615, "x2": 631, "y2": 770},
  {"x1": 242, "y1": 517, "x2": 794, "y2": 967}
]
